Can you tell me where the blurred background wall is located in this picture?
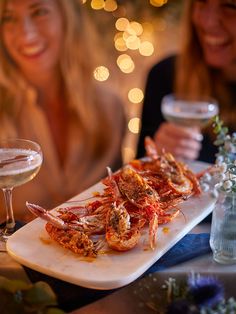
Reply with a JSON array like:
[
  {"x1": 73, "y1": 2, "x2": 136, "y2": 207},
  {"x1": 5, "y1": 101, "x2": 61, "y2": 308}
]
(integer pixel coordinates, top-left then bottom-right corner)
[{"x1": 83, "y1": 0, "x2": 184, "y2": 163}]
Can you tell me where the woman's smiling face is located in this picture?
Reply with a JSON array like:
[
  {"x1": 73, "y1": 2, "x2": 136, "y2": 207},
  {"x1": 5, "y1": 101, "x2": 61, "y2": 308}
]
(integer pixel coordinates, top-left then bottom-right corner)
[
  {"x1": 192, "y1": 0, "x2": 236, "y2": 75},
  {"x1": 1, "y1": 0, "x2": 64, "y2": 78}
]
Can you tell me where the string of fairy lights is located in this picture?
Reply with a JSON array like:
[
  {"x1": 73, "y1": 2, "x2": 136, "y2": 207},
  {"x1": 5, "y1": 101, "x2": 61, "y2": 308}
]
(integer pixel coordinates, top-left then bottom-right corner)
[{"x1": 82, "y1": 0, "x2": 181, "y2": 162}]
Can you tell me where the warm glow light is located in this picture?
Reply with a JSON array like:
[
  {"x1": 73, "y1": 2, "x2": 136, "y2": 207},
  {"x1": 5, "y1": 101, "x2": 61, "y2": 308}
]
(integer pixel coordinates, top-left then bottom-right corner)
[
  {"x1": 128, "y1": 117, "x2": 140, "y2": 134},
  {"x1": 121, "y1": 63, "x2": 135, "y2": 73},
  {"x1": 114, "y1": 32, "x2": 123, "y2": 42},
  {"x1": 125, "y1": 24, "x2": 137, "y2": 36},
  {"x1": 150, "y1": 0, "x2": 168, "y2": 7},
  {"x1": 115, "y1": 37, "x2": 128, "y2": 51},
  {"x1": 123, "y1": 30, "x2": 131, "y2": 41},
  {"x1": 93, "y1": 66, "x2": 110, "y2": 81},
  {"x1": 117, "y1": 54, "x2": 135, "y2": 73},
  {"x1": 104, "y1": 0, "x2": 118, "y2": 12},
  {"x1": 128, "y1": 88, "x2": 144, "y2": 104},
  {"x1": 91, "y1": 0, "x2": 105, "y2": 10},
  {"x1": 115, "y1": 20, "x2": 146, "y2": 52},
  {"x1": 139, "y1": 41, "x2": 154, "y2": 56},
  {"x1": 117, "y1": 54, "x2": 130, "y2": 65},
  {"x1": 115, "y1": 17, "x2": 129, "y2": 31},
  {"x1": 126, "y1": 35, "x2": 140, "y2": 50},
  {"x1": 129, "y1": 21, "x2": 143, "y2": 36}
]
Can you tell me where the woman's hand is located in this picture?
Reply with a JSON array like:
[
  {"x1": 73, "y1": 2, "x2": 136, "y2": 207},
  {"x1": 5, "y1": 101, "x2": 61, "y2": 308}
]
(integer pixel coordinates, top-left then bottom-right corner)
[{"x1": 154, "y1": 122, "x2": 203, "y2": 160}]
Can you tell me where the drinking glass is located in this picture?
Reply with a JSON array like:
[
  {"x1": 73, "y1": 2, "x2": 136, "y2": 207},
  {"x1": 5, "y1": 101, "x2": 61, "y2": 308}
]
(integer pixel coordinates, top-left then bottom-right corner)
[
  {"x1": 0, "y1": 138, "x2": 43, "y2": 242},
  {"x1": 161, "y1": 94, "x2": 219, "y2": 129},
  {"x1": 210, "y1": 188, "x2": 236, "y2": 264}
]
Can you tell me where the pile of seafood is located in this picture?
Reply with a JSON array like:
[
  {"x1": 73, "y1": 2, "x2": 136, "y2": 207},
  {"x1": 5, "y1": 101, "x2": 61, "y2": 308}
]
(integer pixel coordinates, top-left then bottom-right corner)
[{"x1": 26, "y1": 137, "x2": 202, "y2": 258}]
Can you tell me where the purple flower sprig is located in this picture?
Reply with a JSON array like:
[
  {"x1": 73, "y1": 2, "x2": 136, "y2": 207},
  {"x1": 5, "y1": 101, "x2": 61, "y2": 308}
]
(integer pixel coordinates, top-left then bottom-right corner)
[
  {"x1": 135, "y1": 273, "x2": 236, "y2": 314},
  {"x1": 164, "y1": 274, "x2": 224, "y2": 314},
  {"x1": 187, "y1": 274, "x2": 224, "y2": 308}
]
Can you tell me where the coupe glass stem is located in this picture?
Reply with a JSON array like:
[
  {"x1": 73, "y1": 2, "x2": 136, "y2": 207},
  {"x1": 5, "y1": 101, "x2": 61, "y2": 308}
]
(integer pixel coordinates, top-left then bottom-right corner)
[{"x1": 2, "y1": 188, "x2": 15, "y2": 238}]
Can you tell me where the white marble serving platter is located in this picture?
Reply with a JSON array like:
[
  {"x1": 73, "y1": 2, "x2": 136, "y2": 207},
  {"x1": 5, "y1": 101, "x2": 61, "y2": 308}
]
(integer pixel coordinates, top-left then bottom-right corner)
[{"x1": 7, "y1": 177, "x2": 215, "y2": 290}]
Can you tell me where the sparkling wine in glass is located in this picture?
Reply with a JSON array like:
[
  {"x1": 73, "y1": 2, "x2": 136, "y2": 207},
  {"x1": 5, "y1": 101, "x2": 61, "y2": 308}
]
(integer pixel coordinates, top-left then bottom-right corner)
[
  {"x1": 0, "y1": 139, "x2": 43, "y2": 242},
  {"x1": 161, "y1": 94, "x2": 219, "y2": 129}
]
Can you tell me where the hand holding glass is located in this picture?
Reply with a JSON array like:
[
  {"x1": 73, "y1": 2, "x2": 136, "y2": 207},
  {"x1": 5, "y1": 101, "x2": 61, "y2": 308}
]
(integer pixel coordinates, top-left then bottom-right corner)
[
  {"x1": 161, "y1": 94, "x2": 219, "y2": 129},
  {"x1": 0, "y1": 139, "x2": 43, "y2": 242}
]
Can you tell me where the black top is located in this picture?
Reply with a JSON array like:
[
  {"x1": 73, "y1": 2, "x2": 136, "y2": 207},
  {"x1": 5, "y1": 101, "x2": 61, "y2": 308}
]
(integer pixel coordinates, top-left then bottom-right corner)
[{"x1": 136, "y1": 55, "x2": 218, "y2": 163}]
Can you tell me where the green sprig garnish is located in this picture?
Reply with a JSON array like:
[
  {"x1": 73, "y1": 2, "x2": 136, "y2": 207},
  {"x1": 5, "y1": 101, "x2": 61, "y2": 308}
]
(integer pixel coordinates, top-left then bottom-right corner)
[{"x1": 200, "y1": 116, "x2": 236, "y2": 195}]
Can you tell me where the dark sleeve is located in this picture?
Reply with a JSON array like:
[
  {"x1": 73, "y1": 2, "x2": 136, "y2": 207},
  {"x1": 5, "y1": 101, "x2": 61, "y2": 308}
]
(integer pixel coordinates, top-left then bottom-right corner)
[
  {"x1": 136, "y1": 56, "x2": 176, "y2": 158},
  {"x1": 199, "y1": 136, "x2": 217, "y2": 164}
]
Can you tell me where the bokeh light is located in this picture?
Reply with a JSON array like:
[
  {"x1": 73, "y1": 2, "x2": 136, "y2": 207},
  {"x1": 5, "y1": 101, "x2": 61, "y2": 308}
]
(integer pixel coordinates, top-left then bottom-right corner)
[
  {"x1": 104, "y1": 0, "x2": 118, "y2": 12},
  {"x1": 115, "y1": 36, "x2": 128, "y2": 51},
  {"x1": 125, "y1": 24, "x2": 137, "y2": 36},
  {"x1": 117, "y1": 54, "x2": 135, "y2": 73},
  {"x1": 91, "y1": 0, "x2": 105, "y2": 10},
  {"x1": 139, "y1": 41, "x2": 154, "y2": 56},
  {"x1": 93, "y1": 66, "x2": 110, "y2": 81},
  {"x1": 129, "y1": 21, "x2": 143, "y2": 36},
  {"x1": 126, "y1": 35, "x2": 140, "y2": 50},
  {"x1": 84, "y1": 0, "x2": 182, "y2": 163},
  {"x1": 115, "y1": 17, "x2": 129, "y2": 31},
  {"x1": 114, "y1": 18, "x2": 150, "y2": 55},
  {"x1": 114, "y1": 32, "x2": 123, "y2": 42},
  {"x1": 128, "y1": 117, "x2": 140, "y2": 134},
  {"x1": 128, "y1": 88, "x2": 144, "y2": 104},
  {"x1": 150, "y1": 0, "x2": 168, "y2": 7}
]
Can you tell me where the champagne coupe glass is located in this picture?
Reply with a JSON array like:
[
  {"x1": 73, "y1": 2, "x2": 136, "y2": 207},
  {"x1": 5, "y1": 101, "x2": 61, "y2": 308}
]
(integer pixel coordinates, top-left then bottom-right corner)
[
  {"x1": 0, "y1": 138, "x2": 43, "y2": 242},
  {"x1": 161, "y1": 94, "x2": 219, "y2": 129}
]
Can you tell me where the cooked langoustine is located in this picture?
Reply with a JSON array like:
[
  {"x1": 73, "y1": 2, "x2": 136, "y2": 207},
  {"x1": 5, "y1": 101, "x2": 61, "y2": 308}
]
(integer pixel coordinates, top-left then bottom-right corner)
[
  {"x1": 130, "y1": 136, "x2": 201, "y2": 197},
  {"x1": 105, "y1": 201, "x2": 144, "y2": 251},
  {"x1": 105, "y1": 167, "x2": 145, "y2": 251},
  {"x1": 26, "y1": 201, "x2": 106, "y2": 234},
  {"x1": 45, "y1": 223, "x2": 98, "y2": 257},
  {"x1": 26, "y1": 136, "x2": 202, "y2": 257},
  {"x1": 110, "y1": 166, "x2": 160, "y2": 250},
  {"x1": 26, "y1": 202, "x2": 104, "y2": 257}
]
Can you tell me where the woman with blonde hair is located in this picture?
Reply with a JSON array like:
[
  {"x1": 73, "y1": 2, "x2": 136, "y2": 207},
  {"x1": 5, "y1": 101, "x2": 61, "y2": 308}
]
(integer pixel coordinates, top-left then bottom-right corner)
[
  {"x1": 0, "y1": 0, "x2": 125, "y2": 222},
  {"x1": 137, "y1": 0, "x2": 236, "y2": 162}
]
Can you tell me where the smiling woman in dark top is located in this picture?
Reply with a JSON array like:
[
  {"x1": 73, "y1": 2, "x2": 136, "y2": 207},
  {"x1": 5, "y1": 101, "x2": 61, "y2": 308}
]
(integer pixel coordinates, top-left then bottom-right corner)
[{"x1": 137, "y1": 0, "x2": 236, "y2": 164}]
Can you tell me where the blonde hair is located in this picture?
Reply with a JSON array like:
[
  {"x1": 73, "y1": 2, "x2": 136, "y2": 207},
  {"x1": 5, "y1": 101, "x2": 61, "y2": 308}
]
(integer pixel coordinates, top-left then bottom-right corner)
[
  {"x1": 0, "y1": 0, "x2": 111, "y2": 155},
  {"x1": 175, "y1": 0, "x2": 236, "y2": 129}
]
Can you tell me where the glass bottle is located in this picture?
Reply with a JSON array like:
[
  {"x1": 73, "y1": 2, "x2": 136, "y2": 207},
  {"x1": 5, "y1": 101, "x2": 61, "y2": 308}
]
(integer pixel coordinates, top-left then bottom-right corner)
[{"x1": 210, "y1": 189, "x2": 236, "y2": 264}]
